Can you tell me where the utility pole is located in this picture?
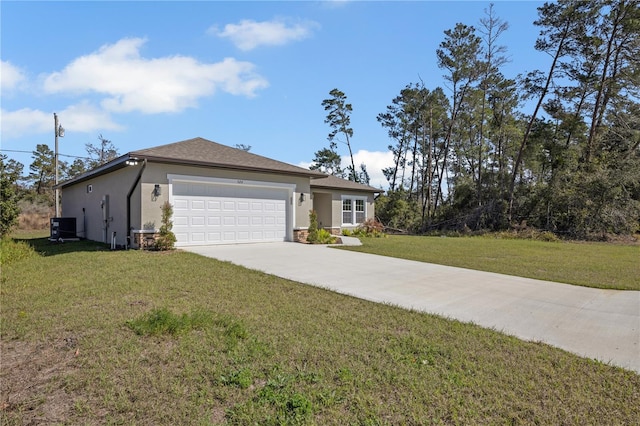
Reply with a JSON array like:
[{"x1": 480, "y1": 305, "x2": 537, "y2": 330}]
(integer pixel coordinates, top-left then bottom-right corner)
[{"x1": 54, "y1": 113, "x2": 64, "y2": 217}]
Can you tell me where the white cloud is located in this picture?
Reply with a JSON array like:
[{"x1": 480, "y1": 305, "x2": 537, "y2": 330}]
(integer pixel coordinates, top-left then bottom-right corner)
[
  {"x1": 1, "y1": 61, "x2": 27, "y2": 92},
  {"x1": 1, "y1": 102, "x2": 122, "y2": 139},
  {"x1": 211, "y1": 18, "x2": 319, "y2": 51},
  {"x1": 42, "y1": 38, "x2": 269, "y2": 114},
  {"x1": 350, "y1": 149, "x2": 394, "y2": 189},
  {"x1": 58, "y1": 101, "x2": 123, "y2": 133},
  {"x1": 0, "y1": 108, "x2": 51, "y2": 138},
  {"x1": 299, "y1": 149, "x2": 393, "y2": 190}
]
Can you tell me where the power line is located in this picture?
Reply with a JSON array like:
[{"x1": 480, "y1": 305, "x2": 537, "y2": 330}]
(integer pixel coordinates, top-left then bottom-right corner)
[{"x1": 0, "y1": 149, "x2": 91, "y2": 160}]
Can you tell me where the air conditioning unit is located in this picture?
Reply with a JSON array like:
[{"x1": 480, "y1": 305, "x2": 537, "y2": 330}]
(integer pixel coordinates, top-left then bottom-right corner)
[{"x1": 50, "y1": 217, "x2": 77, "y2": 241}]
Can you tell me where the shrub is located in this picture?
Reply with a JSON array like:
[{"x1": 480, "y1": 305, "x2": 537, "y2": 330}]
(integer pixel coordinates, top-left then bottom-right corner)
[
  {"x1": 154, "y1": 201, "x2": 177, "y2": 250},
  {"x1": 351, "y1": 218, "x2": 386, "y2": 238},
  {"x1": 0, "y1": 237, "x2": 37, "y2": 265},
  {"x1": 126, "y1": 307, "x2": 213, "y2": 336},
  {"x1": 307, "y1": 209, "x2": 319, "y2": 242},
  {"x1": 314, "y1": 228, "x2": 337, "y2": 244},
  {"x1": 0, "y1": 159, "x2": 21, "y2": 237},
  {"x1": 307, "y1": 210, "x2": 337, "y2": 244}
]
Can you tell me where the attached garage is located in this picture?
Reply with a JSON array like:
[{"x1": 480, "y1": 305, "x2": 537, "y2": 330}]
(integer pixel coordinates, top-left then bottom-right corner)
[
  {"x1": 58, "y1": 138, "x2": 378, "y2": 248},
  {"x1": 169, "y1": 175, "x2": 294, "y2": 246}
]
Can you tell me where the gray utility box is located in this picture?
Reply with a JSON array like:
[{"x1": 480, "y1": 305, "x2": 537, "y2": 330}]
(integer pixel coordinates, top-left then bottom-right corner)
[{"x1": 50, "y1": 217, "x2": 77, "y2": 240}]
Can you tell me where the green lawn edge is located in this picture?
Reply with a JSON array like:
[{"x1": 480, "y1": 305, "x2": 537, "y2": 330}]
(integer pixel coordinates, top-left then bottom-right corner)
[{"x1": 337, "y1": 235, "x2": 639, "y2": 291}]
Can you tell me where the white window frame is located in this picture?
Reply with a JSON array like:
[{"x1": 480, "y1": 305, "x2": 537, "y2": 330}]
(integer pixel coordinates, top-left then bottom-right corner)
[{"x1": 341, "y1": 195, "x2": 368, "y2": 225}]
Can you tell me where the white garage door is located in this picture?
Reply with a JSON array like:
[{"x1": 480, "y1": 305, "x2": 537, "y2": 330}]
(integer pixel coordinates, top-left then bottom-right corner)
[{"x1": 171, "y1": 181, "x2": 289, "y2": 246}]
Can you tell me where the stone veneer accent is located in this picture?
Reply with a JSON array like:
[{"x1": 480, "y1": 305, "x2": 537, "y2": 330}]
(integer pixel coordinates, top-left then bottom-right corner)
[{"x1": 294, "y1": 227, "x2": 341, "y2": 243}]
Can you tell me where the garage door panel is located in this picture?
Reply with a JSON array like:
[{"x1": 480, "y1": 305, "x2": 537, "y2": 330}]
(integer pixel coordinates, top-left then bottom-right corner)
[
  {"x1": 191, "y1": 232, "x2": 205, "y2": 242},
  {"x1": 172, "y1": 181, "x2": 288, "y2": 246},
  {"x1": 174, "y1": 215, "x2": 188, "y2": 226},
  {"x1": 191, "y1": 216, "x2": 205, "y2": 226}
]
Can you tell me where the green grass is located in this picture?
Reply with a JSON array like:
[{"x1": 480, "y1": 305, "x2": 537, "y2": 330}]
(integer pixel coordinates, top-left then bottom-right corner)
[
  {"x1": 338, "y1": 235, "x2": 640, "y2": 290},
  {"x1": 1, "y1": 235, "x2": 639, "y2": 425}
]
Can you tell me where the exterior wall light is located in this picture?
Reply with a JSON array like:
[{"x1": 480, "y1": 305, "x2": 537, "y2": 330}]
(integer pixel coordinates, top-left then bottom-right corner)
[
  {"x1": 299, "y1": 193, "x2": 305, "y2": 202},
  {"x1": 153, "y1": 184, "x2": 162, "y2": 197}
]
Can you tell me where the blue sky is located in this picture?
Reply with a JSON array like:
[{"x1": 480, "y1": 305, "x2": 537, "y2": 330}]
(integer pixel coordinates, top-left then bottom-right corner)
[{"x1": 1, "y1": 0, "x2": 546, "y2": 188}]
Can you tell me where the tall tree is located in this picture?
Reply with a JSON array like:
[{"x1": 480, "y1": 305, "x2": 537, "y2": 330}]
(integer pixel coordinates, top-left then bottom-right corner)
[
  {"x1": 509, "y1": 0, "x2": 589, "y2": 220},
  {"x1": 322, "y1": 88, "x2": 358, "y2": 182},
  {"x1": 436, "y1": 23, "x2": 482, "y2": 210},
  {"x1": 310, "y1": 141, "x2": 344, "y2": 177},
  {"x1": 476, "y1": 4, "x2": 510, "y2": 204},
  {"x1": 0, "y1": 155, "x2": 22, "y2": 236},
  {"x1": 64, "y1": 158, "x2": 88, "y2": 180},
  {"x1": 584, "y1": 0, "x2": 640, "y2": 164},
  {"x1": 86, "y1": 134, "x2": 120, "y2": 169},
  {"x1": 28, "y1": 144, "x2": 58, "y2": 197}
]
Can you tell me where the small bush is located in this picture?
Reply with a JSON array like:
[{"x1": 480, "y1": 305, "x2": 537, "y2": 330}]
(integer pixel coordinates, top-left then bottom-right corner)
[
  {"x1": 0, "y1": 237, "x2": 37, "y2": 265},
  {"x1": 312, "y1": 228, "x2": 337, "y2": 244},
  {"x1": 351, "y1": 218, "x2": 386, "y2": 238},
  {"x1": 307, "y1": 210, "x2": 337, "y2": 244},
  {"x1": 307, "y1": 209, "x2": 319, "y2": 242},
  {"x1": 126, "y1": 307, "x2": 213, "y2": 336},
  {"x1": 154, "y1": 201, "x2": 177, "y2": 250}
]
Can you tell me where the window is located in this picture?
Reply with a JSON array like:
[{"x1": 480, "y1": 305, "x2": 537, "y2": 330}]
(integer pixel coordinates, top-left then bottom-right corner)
[
  {"x1": 355, "y1": 199, "x2": 365, "y2": 223},
  {"x1": 342, "y1": 199, "x2": 352, "y2": 224},
  {"x1": 342, "y1": 196, "x2": 367, "y2": 225}
]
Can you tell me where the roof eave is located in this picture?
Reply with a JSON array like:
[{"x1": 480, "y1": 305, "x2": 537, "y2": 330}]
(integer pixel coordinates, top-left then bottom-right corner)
[
  {"x1": 58, "y1": 154, "x2": 132, "y2": 188},
  {"x1": 130, "y1": 154, "x2": 325, "y2": 179},
  {"x1": 310, "y1": 183, "x2": 380, "y2": 193}
]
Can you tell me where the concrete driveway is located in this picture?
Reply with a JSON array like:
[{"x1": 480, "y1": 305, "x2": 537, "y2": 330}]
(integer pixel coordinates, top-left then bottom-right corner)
[{"x1": 184, "y1": 242, "x2": 640, "y2": 374}]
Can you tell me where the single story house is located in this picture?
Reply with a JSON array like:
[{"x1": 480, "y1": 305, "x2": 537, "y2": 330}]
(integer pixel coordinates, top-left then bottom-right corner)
[{"x1": 59, "y1": 137, "x2": 379, "y2": 247}]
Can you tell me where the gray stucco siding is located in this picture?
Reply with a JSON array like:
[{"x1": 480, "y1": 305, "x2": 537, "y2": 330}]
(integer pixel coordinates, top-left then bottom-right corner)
[
  {"x1": 61, "y1": 165, "x2": 141, "y2": 245},
  {"x1": 311, "y1": 188, "x2": 375, "y2": 230}
]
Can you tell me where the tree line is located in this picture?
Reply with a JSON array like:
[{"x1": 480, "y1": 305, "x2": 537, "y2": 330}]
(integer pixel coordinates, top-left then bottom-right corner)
[{"x1": 311, "y1": 1, "x2": 639, "y2": 239}]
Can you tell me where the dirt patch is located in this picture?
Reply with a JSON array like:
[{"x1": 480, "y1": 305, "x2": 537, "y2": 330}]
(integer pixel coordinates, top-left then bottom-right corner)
[{"x1": 1, "y1": 338, "x2": 81, "y2": 424}]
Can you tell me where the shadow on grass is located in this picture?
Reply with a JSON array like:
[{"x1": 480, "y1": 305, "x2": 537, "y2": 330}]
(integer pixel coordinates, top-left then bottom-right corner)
[{"x1": 17, "y1": 237, "x2": 111, "y2": 257}]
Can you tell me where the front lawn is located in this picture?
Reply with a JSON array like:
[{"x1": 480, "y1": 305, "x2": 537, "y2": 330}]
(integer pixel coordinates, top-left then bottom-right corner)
[
  {"x1": 338, "y1": 235, "x2": 639, "y2": 290},
  {"x1": 1, "y1": 236, "x2": 638, "y2": 424}
]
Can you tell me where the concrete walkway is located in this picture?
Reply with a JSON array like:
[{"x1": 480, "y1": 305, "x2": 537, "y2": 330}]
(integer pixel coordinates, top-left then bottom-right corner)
[{"x1": 184, "y1": 242, "x2": 640, "y2": 374}]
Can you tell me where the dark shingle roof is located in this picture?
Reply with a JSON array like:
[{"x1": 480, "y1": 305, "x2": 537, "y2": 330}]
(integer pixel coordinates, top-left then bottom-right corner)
[
  {"x1": 310, "y1": 174, "x2": 380, "y2": 193},
  {"x1": 131, "y1": 137, "x2": 325, "y2": 178}
]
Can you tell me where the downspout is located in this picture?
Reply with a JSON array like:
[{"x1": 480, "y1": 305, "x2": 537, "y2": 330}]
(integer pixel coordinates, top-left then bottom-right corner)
[{"x1": 126, "y1": 158, "x2": 147, "y2": 249}]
